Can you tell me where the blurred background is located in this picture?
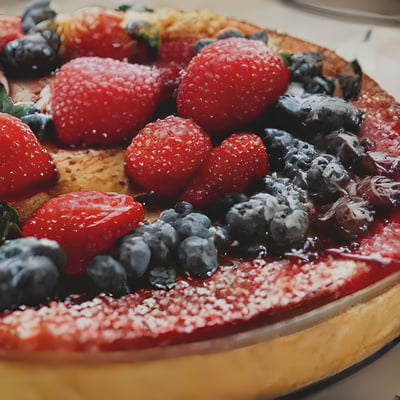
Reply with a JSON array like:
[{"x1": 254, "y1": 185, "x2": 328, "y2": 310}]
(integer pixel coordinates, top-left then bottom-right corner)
[{"x1": 1, "y1": 0, "x2": 399, "y2": 99}]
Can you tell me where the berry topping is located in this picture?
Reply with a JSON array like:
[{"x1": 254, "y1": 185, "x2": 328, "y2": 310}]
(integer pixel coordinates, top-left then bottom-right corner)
[
  {"x1": 51, "y1": 57, "x2": 161, "y2": 146},
  {"x1": 0, "y1": 202, "x2": 21, "y2": 245},
  {"x1": 181, "y1": 133, "x2": 269, "y2": 208},
  {"x1": 22, "y1": 191, "x2": 144, "y2": 275},
  {"x1": 177, "y1": 37, "x2": 289, "y2": 134},
  {"x1": 0, "y1": 113, "x2": 58, "y2": 200},
  {"x1": 125, "y1": 116, "x2": 212, "y2": 197},
  {"x1": 56, "y1": 7, "x2": 135, "y2": 61},
  {"x1": 0, "y1": 237, "x2": 65, "y2": 311},
  {"x1": 118, "y1": 236, "x2": 151, "y2": 279}
]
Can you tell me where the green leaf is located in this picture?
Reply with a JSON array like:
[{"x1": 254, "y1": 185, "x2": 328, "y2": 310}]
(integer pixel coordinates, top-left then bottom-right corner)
[
  {"x1": 116, "y1": 4, "x2": 132, "y2": 12},
  {"x1": 0, "y1": 202, "x2": 22, "y2": 245},
  {"x1": 0, "y1": 84, "x2": 15, "y2": 114},
  {"x1": 126, "y1": 20, "x2": 160, "y2": 51},
  {"x1": 279, "y1": 51, "x2": 294, "y2": 70},
  {"x1": 11, "y1": 102, "x2": 36, "y2": 118},
  {"x1": 0, "y1": 84, "x2": 36, "y2": 119}
]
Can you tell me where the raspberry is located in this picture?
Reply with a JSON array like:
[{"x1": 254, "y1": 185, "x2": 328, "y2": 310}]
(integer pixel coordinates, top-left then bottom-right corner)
[
  {"x1": 177, "y1": 37, "x2": 289, "y2": 134},
  {"x1": 51, "y1": 57, "x2": 161, "y2": 146},
  {"x1": 22, "y1": 191, "x2": 144, "y2": 275},
  {"x1": 125, "y1": 116, "x2": 212, "y2": 197},
  {"x1": 181, "y1": 133, "x2": 269, "y2": 208}
]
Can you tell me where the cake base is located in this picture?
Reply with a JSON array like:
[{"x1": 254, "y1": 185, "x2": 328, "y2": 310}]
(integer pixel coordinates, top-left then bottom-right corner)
[{"x1": 1, "y1": 272, "x2": 399, "y2": 400}]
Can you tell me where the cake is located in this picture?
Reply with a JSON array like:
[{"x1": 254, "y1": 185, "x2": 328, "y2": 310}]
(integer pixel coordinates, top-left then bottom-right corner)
[{"x1": 0, "y1": 2, "x2": 400, "y2": 399}]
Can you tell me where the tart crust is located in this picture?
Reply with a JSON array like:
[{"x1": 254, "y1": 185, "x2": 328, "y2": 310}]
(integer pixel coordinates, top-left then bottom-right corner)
[{"x1": 1, "y1": 7, "x2": 400, "y2": 400}]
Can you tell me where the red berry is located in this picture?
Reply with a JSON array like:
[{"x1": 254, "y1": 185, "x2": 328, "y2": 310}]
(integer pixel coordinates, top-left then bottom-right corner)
[
  {"x1": 157, "y1": 41, "x2": 195, "y2": 99},
  {"x1": 125, "y1": 116, "x2": 212, "y2": 197},
  {"x1": 51, "y1": 57, "x2": 161, "y2": 146},
  {"x1": 181, "y1": 133, "x2": 269, "y2": 208},
  {"x1": 0, "y1": 15, "x2": 23, "y2": 54},
  {"x1": 22, "y1": 191, "x2": 144, "y2": 275},
  {"x1": 0, "y1": 113, "x2": 58, "y2": 200},
  {"x1": 177, "y1": 37, "x2": 289, "y2": 134},
  {"x1": 57, "y1": 7, "x2": 135, "y2": 61}
]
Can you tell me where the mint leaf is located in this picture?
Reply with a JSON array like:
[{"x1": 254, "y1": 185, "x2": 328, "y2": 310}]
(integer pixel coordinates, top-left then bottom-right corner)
[
  {"x1": 0, "y1": 84, "x2": 36, "y2": 119},
  {"x1": 0, "y1": 84, "x2": 15, "y2": 114},
  {"x1": 126, "y1": 20, "x2": 160, "y2": 51},
  {"x1": 279, "y1": 51, "x2": 293, "y2": 70},
  {"x1": 0, "y1": 202, "x2": 22, "y2": 245}
]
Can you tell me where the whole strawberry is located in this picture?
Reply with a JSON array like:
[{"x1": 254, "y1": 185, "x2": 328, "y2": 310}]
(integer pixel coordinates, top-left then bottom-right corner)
[
  {"x1": 22, "y1": 191, "x2": 144, "y2": 275},
  {"x1": 51, "y1": 57, "x2": 161, "y2": 146},
  {"x1": 0, "y1": 15, "x2": 23, "y2": 54},
  {"x1": 177, "y1": 37, "x2": 289, "y2": 134},
  {"x1": 0, "y1": 113, "x2": 58, "y2": 200},
  {"x1": 181, "y1": 133, "x2": 269, "y2": 208},
  {"x1": 125, "y1": 116, "x2": 212, "y2": 197},
  {"x1": 56, "y1": 7, "x2": 135, "y2": 61}
]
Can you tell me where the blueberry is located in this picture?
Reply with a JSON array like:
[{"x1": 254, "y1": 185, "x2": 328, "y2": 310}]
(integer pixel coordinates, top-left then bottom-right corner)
[
  {"x1": 274, "y1": 94, "x2": 363, "y2": 137},
  {"x1": 290, "y1": 52, "x2": 323, "y2": 84},
  {"x1": 206, "y1": 192, "x2": 249, "y2": 223},
  {"x1": 246, "y1": 30, "x2": 268, "y2": 44},
  {"x1": 336, "y1": 74, "x2": 362, "y2": 100},
  {"x1": 305, "y1": 76, "x2": 335, "y2": 95},
  {"x1": 11, "y1": 255, "x2": 59, "y2": 304},
  {"x1": 148, "y1": 266, "x2": 177, "y2": 290},
  {"x1": 20, "y1": 113, "x2": 55, "y2": 141},
  {"x1": 270, "y1": 206, "x2": 309, "y2": 249},
  {"x1": 208, "y1": 225, "x2": 232, "y2": 250},
  {"x1": 87, "y1": 255, "x2": 129, "y2": 295},
  {"x1": 216, "y1": 29, "x2": 244, "y2": 40},
  {"x1": 174, "y1": 201, "x2": 193, "y2": 216},
  {"x1": 21, "y1": 0, "x2": 57, "y2": 33},
  {"x1": 132, "y1": 220, "x2": 178, "y2": 262},
  {"x1": 1, "y1": 31, "x2": 61, "y2": 78},
  {"x1": 226, "y1": 194, "x2": 278, "y2": 243},
  {"x1": 0, "y1": 237, "x2": 66, "y2": 272},
  {"x1": 118, "y1": 236, "x2": 151, "y2": 279},
  {"x1": 175, "y1": 213, "x2": 212, "y2": 239},
  {"x1": 178, "y1": 236, "x2": 218, "y2": 278},
  {"x1": 194, "y1": 39, "x2": 214, "y2": 54}
]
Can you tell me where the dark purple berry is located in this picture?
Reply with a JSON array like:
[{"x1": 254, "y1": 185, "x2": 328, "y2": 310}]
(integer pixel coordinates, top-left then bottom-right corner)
[
  {"x1": 21, "y1": 0, "x2": 57, "y2": 33},
  {"x1": 118, "y1": 236, "x2": 151, "y2": 278},
  {"x1": 87, "y1": 255, "x2": 129, "y2": 295},
  {"x1": 290, "y1": 52, "x2": 323, "y2": 84}
]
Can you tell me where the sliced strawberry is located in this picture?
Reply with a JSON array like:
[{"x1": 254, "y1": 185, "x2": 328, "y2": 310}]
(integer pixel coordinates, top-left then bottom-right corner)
[
  {"x1": 0, "y1": 15, "x2": 23, "y2": 54},
  {"x1": 125, "y1": 116, "x2": 212, "y2": 197},
  {"x1": 51, "y1": 57, "x2": 161, "y2": 146},
  {"x1": 22, "y1": 191, "x2": 144, "y2": 275},
  {"x1": 57, "y1": 7, "x2": 135, "y2": 61},
  {"x1": 177, "y1": 37, "x2": 289, "y2": 134},
  {"x1": 181, "y1": 133, "x2": 269, "y2": 208},
  {"x1": 0, "y1": 113, "x2": 58, "y2": 200}
]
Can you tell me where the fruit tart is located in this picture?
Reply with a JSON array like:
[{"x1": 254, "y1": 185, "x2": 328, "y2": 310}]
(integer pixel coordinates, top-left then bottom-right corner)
[{"x1": 0, "y1": 2, "x2": 400, "y2": 399}]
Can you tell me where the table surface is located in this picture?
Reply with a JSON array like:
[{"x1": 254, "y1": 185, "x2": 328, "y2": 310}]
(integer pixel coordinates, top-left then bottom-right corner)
[{"x1": 1, "y1": 1, "x2": 400, "y2": 399}]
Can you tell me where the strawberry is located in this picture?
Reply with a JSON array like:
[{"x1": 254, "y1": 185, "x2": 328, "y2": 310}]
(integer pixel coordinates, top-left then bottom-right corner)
[
  {"x1": 0, "y1": 113, "x2": 58, "y2": 200},
  {"x1": 177, "y1": 37, "x2": 289, "y2": 134},
  {"x1": 125, "y1": 116, "x2": 212, "y2": 197},
  {"x1": 157, "y1": 40, "x2": 195, "y2": 99},
  {"x1": 51, "y1": 56, "x2": 161, "y2": 147},
  {"x1": 0, "y1": 15, "x2": 23, "y2": 54},
  {"x1": 22, "y1": 191, "x2": 144, "y2": 275},
  {"x1": 56, "y1": 7, "x2": 135, "y2": 61},
  {"x1": 181, "y1": 133, "x2": 269, "y2": 208}
]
